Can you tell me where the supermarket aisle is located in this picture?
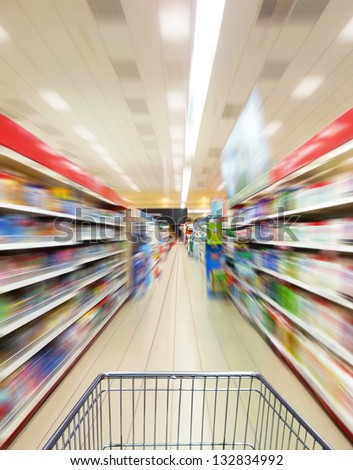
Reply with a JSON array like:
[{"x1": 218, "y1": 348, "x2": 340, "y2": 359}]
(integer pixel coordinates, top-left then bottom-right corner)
[{"x1": 9, "y1": 244, "x2": 352, "y2": 449}]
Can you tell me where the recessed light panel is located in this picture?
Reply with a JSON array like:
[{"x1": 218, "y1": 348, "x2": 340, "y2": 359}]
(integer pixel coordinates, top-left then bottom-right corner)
[
  {"x1": 159, "y1": 4, "x2": 189, "y2": 42},
  {"x1": 338, "y1": 17, "x2": 353, "y2": 43},
  {"x1": 40, "y1": 91, "x2": 71, "y2": 112},
  {"x1": 292, "y1": 75, "x2": 324, "y2": 98}
]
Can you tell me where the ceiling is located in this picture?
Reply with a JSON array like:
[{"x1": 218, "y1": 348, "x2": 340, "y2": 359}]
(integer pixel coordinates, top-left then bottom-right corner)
[{"x1": 1, "y1": 0, "x2": 353, "y2": 210}]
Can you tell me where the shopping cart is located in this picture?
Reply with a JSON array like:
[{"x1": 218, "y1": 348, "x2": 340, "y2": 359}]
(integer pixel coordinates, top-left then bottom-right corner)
[{"x1": 43, "y1": 372, "x2": 331, "y2": 450}]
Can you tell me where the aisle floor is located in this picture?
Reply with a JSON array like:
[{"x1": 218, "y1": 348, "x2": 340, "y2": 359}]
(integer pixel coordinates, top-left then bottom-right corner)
[{"x1": 9, "y1": 245, "x2": 352, "y2": 449}]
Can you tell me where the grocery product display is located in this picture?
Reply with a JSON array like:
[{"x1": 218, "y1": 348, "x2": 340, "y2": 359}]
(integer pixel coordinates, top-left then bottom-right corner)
[
  {"x1": 130, "y1": 211, "x2": 169, "y2": 297},
  {"x1": 204, "y1": 217, "x2": 226, "y2": 298},
  {"x1": 224, "y1": 132, "x2": 353, "y2": 440},
  {"x1": 0, "y1": 147, "x2": 130, "y2": 448}
]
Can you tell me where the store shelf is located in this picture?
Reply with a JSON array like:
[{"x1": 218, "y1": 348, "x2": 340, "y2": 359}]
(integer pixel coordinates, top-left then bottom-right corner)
[
  {"x1": 228, "y1": 292, "x2": 252, "y2": 321},
  {"x1": 235, "y1": 276, "x2": 353, "y2": 367},
  {"x1": 0, "y1": 202, "x2": 70, "y2": 218},
  {"x1": 0, "y1": 265, "x2": 128, "y2": 338},
  {"x1": 0, "y1": 239, "x2": 80, "y2": 251},
  {"x1": 250, "y1": 264, "x2": 353, "y2": 311},
  {"x1": 229, "y1": 290, "x2": 353, "y2": 436},
  {"x1": 250, "y1": 240, "x2": 353, "y2": 253},
  {"x1": 76, "y1": 248, "x2": 128, "y2": 266},
  {"x1": 231, "y1": 195, "x2": 353, "y2": 229},
  {"x1": 0, "y1": 290, "x2": 130, "y2": 447},
  {"x1": 0, "y1": 277, "x2": 129, "y2": 382},
  {"x1": 250, "y1": 311, "x2": 353, "y2": 435},
  {"x1": 0, "y1": 290, "x2": 79, "y2": 339},
  {"x1": 0, "y1": 233, "x2": 126, "y2": 251},
  {"x1": 0, "y1": 248, "x2": 126, "y2": 295},
  {"x1": 0, "y1": 129, "x2": 130, "y2": 449},
  {"x1": 0, "y1": 264, "x2": 78, "y2": 295},
  {"x1": 0, "y1": 202, "x2": 126, "y2": 227},
  {"x1": 225, "y1": 109, "x2": 353, "y2": 443},
  {"x1": 149, "y1": 257, "x2": 161, "y2": 273}
]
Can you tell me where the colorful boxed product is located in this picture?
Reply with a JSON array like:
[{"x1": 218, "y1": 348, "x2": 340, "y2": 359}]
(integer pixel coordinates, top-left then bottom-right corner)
[
  {"x1": 23, "y1": 183, "x2": 47, "y2": 208},
  {"x1": 0, "y1": 171, "x2": 23, "y2": 205}
]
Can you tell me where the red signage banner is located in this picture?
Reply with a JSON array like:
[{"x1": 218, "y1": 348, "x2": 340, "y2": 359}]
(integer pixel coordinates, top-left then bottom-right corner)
[
  {"x1": 0, "y1": 114, "x2": 128, "y2": 208},
  {"x1": 271, "y1": 107, "x2": 353, "y2": 184}
]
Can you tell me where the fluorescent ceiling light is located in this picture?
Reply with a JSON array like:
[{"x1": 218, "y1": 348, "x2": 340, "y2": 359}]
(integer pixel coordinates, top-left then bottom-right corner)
[
  {"x1": 181, "y1": 0, "x2": 225, "y2": 205},
  {"x1": 159, "y1": 4, "x2": 189, "y2": 42},
  {"x1": 0, "y1": 25, "x2": 10, "y2": 42},
  {"x1": 181, "y1": 166, "x2": 191, "y2": 204},
  {"x1": 292, "y1": 75, "x2": 324, "y2": 98},
  {"x1": 120, "y1": 175, "x2": 141, "y2": 192},
  {"x1": 216, "y1": 181, "x2": 225, "y2": 191},
  {"x1": 121, "y1": 174, "x2": 133, "y2": 183},
  {"x1": 167, "y1": 90, "x2": 185, "y2": 112},
  {"x1": 338, "y1": 17, "x2": 353, "y2": 42},
  {"x1": 91, "y1": 142, "x2": 108, "y2": 155},
  {"x1": 185, "y1": 0, "x2": 225, "y2": 162},
  {"x1": 264, "y1": 121, "x2": 283, "y2": 137},
  {"x1": 40, "y1": 90, "x2": 71, "y2": 112},
  {"x1": 74, "y1": 126, "x2": 95, "y2": 141},
  {"x1": 101, "y1": 154, "x2": 124, "y2": 174}
]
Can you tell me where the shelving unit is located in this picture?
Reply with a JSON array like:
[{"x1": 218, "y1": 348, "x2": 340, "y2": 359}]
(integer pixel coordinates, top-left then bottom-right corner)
[
  {"x1": 128, "y1": 210, "x2": 168, "y2": 294},
  {"x1": 0, "y1": 119, "x2": 131, "y2": 449},
  {"x1": 230, "y1": 291, "x2": 353, "y2": 434},
  {"x1": 249, "y1": 240, "x2": 353, "y2": 254},
  {"x1": 224, "y1": 109, "x2": 353, "y2": 441},
  {"x1": 249, "y1": 263, "x2": 353, "y2": 311}
]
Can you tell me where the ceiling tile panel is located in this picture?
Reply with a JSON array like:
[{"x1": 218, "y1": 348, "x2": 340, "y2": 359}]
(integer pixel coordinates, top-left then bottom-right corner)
[
  {"x1": 111, "y1": 59, "x2": 141, "y2": 80},
  {"x1": 288, "y1": 0, "x2": 330, "y2": 22},
  {"x1": 86, "y1": 0, "x2": 126, "y2": 22}
]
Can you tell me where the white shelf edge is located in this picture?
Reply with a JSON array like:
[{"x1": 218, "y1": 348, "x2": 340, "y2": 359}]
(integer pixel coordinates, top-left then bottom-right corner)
[
  {"x1": 234, "y1": 276, "x2": 353, "y2": 366},
  {"x1": 0, "y1": 237, "x2": 127, "y2": 251},
  {"x1": 0, "y1": 263, "x2": 129, "y2": 337},
  {"x1": 0, "y1": 202, "x2": 70, "y2": 218},
  {"x1": 250, "y1": 240, "x2": 353, "y2": 253},
  {"x1": 0, "y1": 290, "x2": 79, "y2": 338},
  {"x1": 0, "y1": 293, "x2": 130, "y2": 447},
  {"x1": 76, "y1": 248, "x2": 127, "y2": 266},
  {"x1": 0, "y1": 247, "x2": 128, "y2": 294},
  {"x1": 0, "y1": 201, "x2": 127, "y2": 227},
  {"x1": 150, "y1": 258, "x2": 161, "y2": 270},
  {"x1": 251, "y1": 264, "x2": 353, "y2": 311},
  {"x1": 231, "y1": 195, "x2": 353, "y2": 229},
  {"x1": 0, "y1": 240, "x2": 81, "y2": 251},
  {"x1": 0, "y1": 264, "x2": 79, "y2": 295},
  {"x1": 0, "y1": 281, "x2": 128, "y2": 381}
]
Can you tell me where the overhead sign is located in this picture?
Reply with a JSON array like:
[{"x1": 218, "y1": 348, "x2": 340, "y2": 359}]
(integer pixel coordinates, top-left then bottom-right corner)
[{"x1": 221, "y1": 86, "x2": 271, "y2": 201}]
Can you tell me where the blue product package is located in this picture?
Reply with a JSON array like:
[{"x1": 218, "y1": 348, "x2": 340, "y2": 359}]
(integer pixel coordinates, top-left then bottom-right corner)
[
  {"x1": 268, "y1": 250, "x2": 277, "y2": 271},
  {"x1": 0, "y1": 216, "x2": 11, "y2": 238}
]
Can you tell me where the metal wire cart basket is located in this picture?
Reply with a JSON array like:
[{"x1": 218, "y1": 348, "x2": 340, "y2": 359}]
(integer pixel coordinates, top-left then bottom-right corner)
[{"x1": 44, "y1": 372, "x2": 331, "y2": 450}]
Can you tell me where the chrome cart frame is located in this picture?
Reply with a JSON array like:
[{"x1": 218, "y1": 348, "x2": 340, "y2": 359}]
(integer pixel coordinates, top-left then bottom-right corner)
[{"x1": 44, "y1": 372, "x2": 331, "y2": 450}]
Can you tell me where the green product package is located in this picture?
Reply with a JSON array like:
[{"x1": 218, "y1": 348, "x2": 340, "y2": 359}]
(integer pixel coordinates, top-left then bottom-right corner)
[{"x1": 207, "y1": 221, "x2": 222, "y2": 245}]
